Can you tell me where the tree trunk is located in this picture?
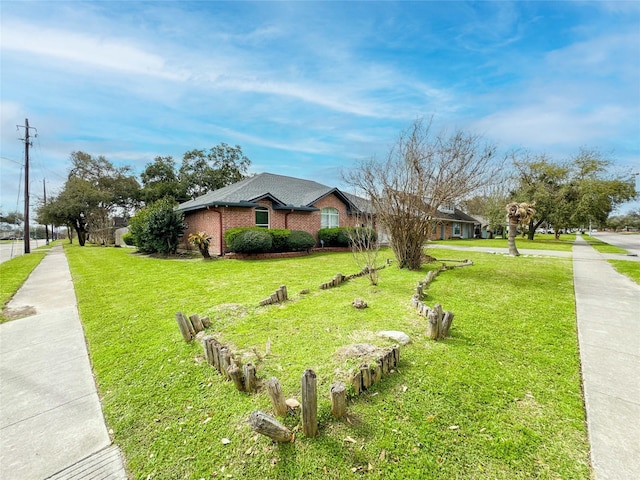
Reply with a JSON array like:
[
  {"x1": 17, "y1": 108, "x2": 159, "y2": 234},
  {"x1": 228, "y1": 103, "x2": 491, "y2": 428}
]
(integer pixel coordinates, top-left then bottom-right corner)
[
  {"x1": 527, "y1": 218, "x2": 535, "y2": 240},
  {"x1": 75, "y1": 226, "x2": 87, "y2": 246},
  {"x1": 507, "y1": 219, "x2": 520, "y2": 256}
]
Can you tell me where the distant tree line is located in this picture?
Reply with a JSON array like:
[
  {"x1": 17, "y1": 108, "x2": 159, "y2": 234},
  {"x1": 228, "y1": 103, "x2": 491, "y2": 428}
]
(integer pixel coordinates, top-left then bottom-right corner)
[
  {"x1": 36, "y1": 143, "x2": 250, "y2": 247},
  {"x1": 461, "y1": 149, "x2": 637, "y2": 239}
]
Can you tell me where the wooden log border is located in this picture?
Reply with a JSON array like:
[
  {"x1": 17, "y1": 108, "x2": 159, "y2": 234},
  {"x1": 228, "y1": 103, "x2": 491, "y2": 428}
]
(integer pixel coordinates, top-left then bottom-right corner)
[
  {"x1": 347, "y1": 344, "x2": 401, "y2": 398},
  {"x1": 409, "y1": 259, "x2": 472, "y2": 339},
  {"x1": 319, "y1": 264, "x2": 387, "y2": 290},
  {"x1": 175, "y1": 311, "x2": 211, "y2": 342},
  {"x1": 201, "y1": 335, "x2": 262, "y2": 393},
  {"x1": 259, "y1": 285, "x2": 288, "y2": 306}
]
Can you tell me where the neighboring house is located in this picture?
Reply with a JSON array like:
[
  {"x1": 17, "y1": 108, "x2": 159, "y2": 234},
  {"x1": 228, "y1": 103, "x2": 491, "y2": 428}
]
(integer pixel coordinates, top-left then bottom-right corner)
[
  {"x1": 176, "y1": 172, "x2": 367, "y2": 256},
  {"x1": 428, "y1": 204, "x2": 480, "y2": 240}
]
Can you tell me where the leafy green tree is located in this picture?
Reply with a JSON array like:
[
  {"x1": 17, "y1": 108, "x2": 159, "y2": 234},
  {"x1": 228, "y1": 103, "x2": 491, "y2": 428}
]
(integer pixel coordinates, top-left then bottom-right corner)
[
  {"x1": 0, "y1": 211, "x2": 24, "y2": 226},
  {"x1": 568, "y1": 149, "x2": 636, "y2": 229},
  {"x1": 511, "y1": 153, "x2": 570, "y2": 239},
  {"x1": 140, "y1": 156, "x2": 187, "y2": 204},
  {"x1": 180, "y1": 143, "x2": 251, "y2": 199},
  {"x1": 128, "y1": 198, "x2": 185, "y2": 255},
  {"x1": 36, "y1": 151, "x2": 140, "y2": 246},
  {"x1": 510, "y1": 149, "x2": 636, "y2": 237}
]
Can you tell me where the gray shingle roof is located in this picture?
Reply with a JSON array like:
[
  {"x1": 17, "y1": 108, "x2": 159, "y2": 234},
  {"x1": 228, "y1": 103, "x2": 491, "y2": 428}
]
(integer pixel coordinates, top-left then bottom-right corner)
[
  {"x1": 177, "y1": 172, "x2": 356, "y2": 212},
  {"x1": 434, "y1": 208, "x2": 480, "y2": 224}
]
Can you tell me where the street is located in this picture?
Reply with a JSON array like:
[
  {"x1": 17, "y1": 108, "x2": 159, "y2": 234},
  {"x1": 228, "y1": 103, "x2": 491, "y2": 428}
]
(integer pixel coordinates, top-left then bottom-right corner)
[
  {"x1": 0, "y1": 240, "x2": 45, "y2": 265},
  {"x1": 591, "y1": 231, "x2": 640, "y2": 256}
]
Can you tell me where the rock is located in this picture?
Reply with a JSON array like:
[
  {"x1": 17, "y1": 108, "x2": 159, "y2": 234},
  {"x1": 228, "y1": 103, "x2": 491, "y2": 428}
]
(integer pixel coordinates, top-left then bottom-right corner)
[
  {"x1": 352, "y1": 298, "x2": 368, "y2": 309},
  {"x1": 377, "y1": 330, "x2": 411, "y2": 345}
]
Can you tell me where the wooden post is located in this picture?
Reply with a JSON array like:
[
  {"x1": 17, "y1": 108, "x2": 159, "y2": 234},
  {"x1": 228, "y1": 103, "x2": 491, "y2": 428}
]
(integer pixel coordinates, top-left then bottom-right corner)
[
  {"x1": 220, "y1": 348, "x2": 232, "y2": 379},
  {"x1": 281, "y1": 285, "x2": 287, "y2": 300},
  {"x1": 391, "y1": 345, "x2": 400, "y2": 368},
  {"x1": 330, "y1": 381, "x2": 347, "y2": 419},
  {"x1": 190, "y1": 314, "x2": 204, "y2": 332},
  {"x1": 440, "y1": 311, "x2": 454, "y2": 339},
  {"x1": 380, "y1": 353, "x2": 389, "y2": 375},
  {"x1": 351, "y1": 370, "x2": 362, "y2": 395},
  {"x1": 201, "y1": 335, "x2": 214, "y2": 364},
  {"x1": 266, "y1": 377, "x2": 288, "y2": 417},
  {"x1": 243, "y1": 363, "x2": 257, "y2": 393},
  {"x1": 427, "y1": 304, "x2": 442, "y2": 340},
  {"x1": 201, "y1": 316, "x2": 211, "y2": 328},
  {"x1": 301, "y1": 369, "x2": 318, "y2": 437},
  {"x1": 228, "y1": 364, "x2": 245, "y2": 391},
  {"x1": 373, "y1": 359, "x2": 383, "y2": 384},
  {"x1": 212, "y1": 341, "x2": 222, "y2": 372},
  {"x1": 174, "y1": 312, "x2": 193, "y2": 342},
  {"x1": 248, "y1": 411, "x2": 292, "y2": 443},
  {"x1": 360, "y1": 364, "x2": 372, "y2": 390}
]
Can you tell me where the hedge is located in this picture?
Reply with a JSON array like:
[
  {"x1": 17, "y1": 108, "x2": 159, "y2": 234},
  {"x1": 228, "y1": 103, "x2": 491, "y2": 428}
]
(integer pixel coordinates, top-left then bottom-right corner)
[
  {"x1": 231, "y1": 229, "x2": 273, "y2": 253},
  {"x1": 286, "y1": 230, "x2": 316, "y2": 251},
  {"x1": 318, "y1": 227, "x2": 377, "y2": 247},
  {"x1": 224, "y1": 227, "x2": 317, "y2": 254}
]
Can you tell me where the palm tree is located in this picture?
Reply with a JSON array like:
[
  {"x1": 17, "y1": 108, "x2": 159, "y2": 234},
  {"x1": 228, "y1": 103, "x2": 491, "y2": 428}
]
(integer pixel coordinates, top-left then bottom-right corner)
[
  {"x1": 506, "y1": 202, "x2": 536, "y2": 256},
  {"x1": 188, "y1": 231, "x2": 212, "y2": 259}
]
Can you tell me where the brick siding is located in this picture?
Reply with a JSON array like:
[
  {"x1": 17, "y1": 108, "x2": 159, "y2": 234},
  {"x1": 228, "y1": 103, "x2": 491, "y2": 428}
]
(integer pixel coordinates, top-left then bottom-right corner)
[{"x1": 181, "y1": 193, "x2": 360, "y2": 256}]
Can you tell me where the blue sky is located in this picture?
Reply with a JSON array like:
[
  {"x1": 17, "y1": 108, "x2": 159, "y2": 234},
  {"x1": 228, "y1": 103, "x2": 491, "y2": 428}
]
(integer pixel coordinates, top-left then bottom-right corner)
[{"x1": 1, "y1": 1, "x2": 639, "y2": 218}]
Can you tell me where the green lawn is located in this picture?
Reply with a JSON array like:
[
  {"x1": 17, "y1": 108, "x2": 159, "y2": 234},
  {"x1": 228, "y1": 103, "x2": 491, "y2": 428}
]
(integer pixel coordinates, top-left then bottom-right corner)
[
  {"x1": 608, "y1": 260, "x2": 640, "y2": 285},
  {"x1": 429, "y1": 234, "x2": 575, "y2": 251},
  {"x1": 0, "y1": 242, "x2": 57, "y2": 323},
  {"x1": 582, "y1": 236, "x2": 628, "y2": 254},
  {"x1": 63, "y1": 244, "x2": 590, "y2": 479}
]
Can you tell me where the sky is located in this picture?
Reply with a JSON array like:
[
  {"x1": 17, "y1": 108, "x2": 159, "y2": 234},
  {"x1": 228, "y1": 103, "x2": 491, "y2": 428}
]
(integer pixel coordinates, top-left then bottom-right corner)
[{"x1": 1, "y1": 0, "x2": 639, "y2": 220}]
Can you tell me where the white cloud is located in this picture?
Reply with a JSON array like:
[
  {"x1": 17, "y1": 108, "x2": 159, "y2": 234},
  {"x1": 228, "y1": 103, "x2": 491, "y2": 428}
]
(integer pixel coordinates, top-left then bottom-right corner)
[{"x1": 0, "y1": 20, "x2": 188, "y2": 81}]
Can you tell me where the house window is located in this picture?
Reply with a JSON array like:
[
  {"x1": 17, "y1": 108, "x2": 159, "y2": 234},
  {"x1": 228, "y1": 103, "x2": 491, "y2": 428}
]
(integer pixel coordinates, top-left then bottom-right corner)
[
  {"x1": 255, "y1": 207, "x2": 269, "y2": 228},
  {"x1": 452, "y1": 222, "x2": 461, "y2": 237},
  {"x1": 321, "y1": 208, "x2": 339, "y2": 228}
]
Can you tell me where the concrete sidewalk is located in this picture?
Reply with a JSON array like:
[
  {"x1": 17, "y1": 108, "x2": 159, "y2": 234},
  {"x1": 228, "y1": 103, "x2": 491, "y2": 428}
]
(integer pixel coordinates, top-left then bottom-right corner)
[
  {"x1": 0, "y1": 246, "x2": 127, "y2": 479},
  {"x1": 573, "y1": 235, "x2": 640, "y2": 480}
]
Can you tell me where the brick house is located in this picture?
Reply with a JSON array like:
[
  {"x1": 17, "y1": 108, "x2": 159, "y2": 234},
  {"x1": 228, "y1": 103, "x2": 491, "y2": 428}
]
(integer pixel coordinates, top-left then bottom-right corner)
[
  {"x1": 176, "y1": 172, "x2": 367, "y2": 256},
  {"x1": 428, "y1": 204, "x2": 480, "y2": 240}
]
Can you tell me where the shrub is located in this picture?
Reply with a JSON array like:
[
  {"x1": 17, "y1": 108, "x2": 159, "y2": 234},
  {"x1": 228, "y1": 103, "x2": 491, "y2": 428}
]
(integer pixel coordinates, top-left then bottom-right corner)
[
  {"x1": 347, "y1": 227, "x2": 378, "y2": 247},
  {"x1": 318, "y1": 227, "x2": 352, "y2": 247},
  {"x1": 287, "y1": 230, "x2": 316, "y2": 251},
  {"x1": 318, "y1": 227, "x2": 342, "y2": 246},
  {"x1": 231, "y1": 229, "x2": 273, "y2": 253},
  {"x1": 269, "y1": 229, "x2": 291, "y2": 252},
  {"x1": 318, "y1": 227, "x2": 378, "y2": 247},
  {"x1": 224, "y1": 227, "x2": 261, "y2": 250},
  {"x1": 122, "y1": 232, "x2": 134, "y2": 246},
  {"x1": 128, "y1": 198, "x2": 185, "y2": 255}
]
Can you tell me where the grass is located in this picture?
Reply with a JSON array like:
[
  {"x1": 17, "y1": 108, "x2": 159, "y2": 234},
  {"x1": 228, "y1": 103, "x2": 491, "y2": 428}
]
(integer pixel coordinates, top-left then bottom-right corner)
[
  {"x1": 0, "y1": 242, "x2": 57, "y2": 323},
  {"x1": 64, "y1": 244, "x2": 590, "y2": 479},
  {"x1": 429, "y1": 234, "x2": 576, "y2": 252},
  {"x1": 582, "y1": 236, "x2": 628, "y2": 254},
  {"x1": 608, "y1": 260, "x2": 640, "y2": 285}
]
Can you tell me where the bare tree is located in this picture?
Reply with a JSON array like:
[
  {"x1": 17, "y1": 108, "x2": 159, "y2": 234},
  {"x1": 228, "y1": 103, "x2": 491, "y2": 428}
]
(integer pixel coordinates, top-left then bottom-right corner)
[
  {"x1": 344, "y1": 118, "x2": 501, "y2": 270},
  {"x1": 346, "y1": 211, "x2": 381, "y2": 285}
]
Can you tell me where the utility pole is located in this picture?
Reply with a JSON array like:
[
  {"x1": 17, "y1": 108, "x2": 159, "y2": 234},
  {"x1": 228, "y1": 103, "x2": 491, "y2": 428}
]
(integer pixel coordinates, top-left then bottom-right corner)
[
  {"x1": 43, "y1": 179, "x2": 49, "y2": 245},
  {"x1": 17, "y1": 118, "x2": 37, "y2": 254}
]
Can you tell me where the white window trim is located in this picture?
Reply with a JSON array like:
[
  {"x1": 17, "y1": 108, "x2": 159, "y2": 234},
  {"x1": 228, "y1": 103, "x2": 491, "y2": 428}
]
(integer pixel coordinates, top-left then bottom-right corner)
[
  {"x1": 255, "y1": 207, "x2": 270, "y2": 228},
  {"x1": 321, "y1": 207, "x2": 339, "y2": 228}
]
